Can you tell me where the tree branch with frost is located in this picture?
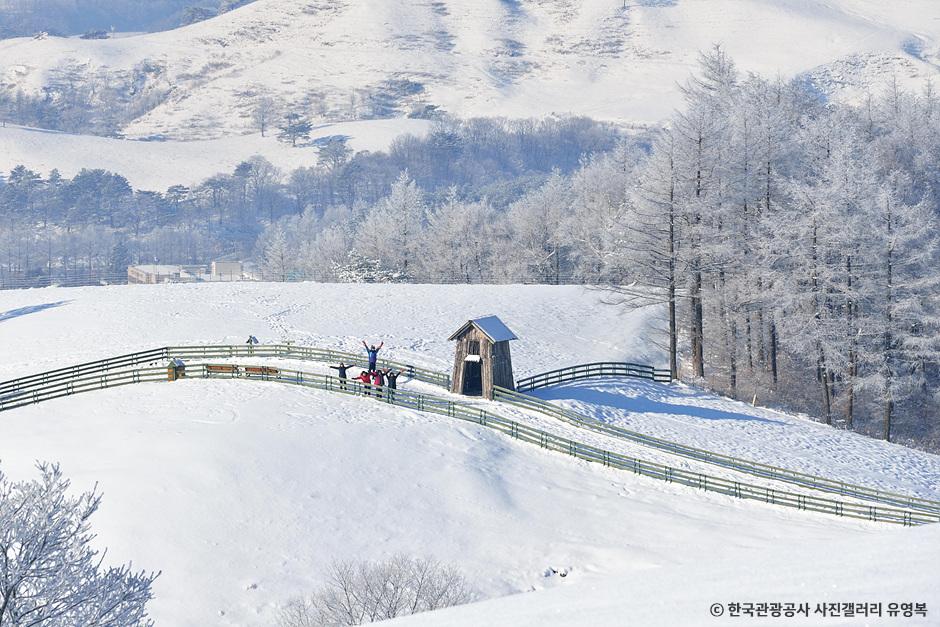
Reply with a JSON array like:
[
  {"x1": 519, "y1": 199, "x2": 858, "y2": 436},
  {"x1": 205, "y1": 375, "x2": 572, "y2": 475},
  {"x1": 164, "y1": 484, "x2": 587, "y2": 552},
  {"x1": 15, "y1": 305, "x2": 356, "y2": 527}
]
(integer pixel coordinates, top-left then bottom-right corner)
[{"x1": 0, "y1": 462, "x2": 158, "y2": 627}]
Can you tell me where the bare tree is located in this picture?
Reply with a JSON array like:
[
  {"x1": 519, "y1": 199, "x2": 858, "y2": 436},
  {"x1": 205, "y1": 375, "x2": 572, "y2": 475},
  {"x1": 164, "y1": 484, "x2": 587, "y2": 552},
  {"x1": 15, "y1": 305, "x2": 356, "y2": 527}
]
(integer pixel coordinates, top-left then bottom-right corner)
[
  {"x1": 278, "y1": 555, "x2": 474, "y2": 626},
  {"x1": 252, "y1": 94, "x2": 277, "y2": 138},
  {"x1": 0, "y1": 462, "x2": 159, "y2": 626}
]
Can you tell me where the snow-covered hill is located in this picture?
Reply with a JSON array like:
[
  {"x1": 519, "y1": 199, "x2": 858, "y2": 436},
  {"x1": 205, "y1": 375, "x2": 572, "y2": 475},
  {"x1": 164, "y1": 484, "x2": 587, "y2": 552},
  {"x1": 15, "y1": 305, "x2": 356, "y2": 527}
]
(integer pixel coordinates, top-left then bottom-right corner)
[
  {"x1": 0, "y1": 119, "x2": 431, "y2": 188},
  {"x1": 3, "y1": 0, "x2": 940, "y2": 141},
  {"x1": 1, "y1": 282, "x2": 938, "y2": 625}
]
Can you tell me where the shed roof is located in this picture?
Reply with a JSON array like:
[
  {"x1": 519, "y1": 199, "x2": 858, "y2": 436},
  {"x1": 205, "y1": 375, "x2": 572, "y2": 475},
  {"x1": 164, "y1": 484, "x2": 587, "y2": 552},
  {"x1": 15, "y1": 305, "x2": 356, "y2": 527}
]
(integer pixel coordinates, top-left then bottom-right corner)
[{"x1": 448, "y1": 315, "x2": 518, "y2": 343}]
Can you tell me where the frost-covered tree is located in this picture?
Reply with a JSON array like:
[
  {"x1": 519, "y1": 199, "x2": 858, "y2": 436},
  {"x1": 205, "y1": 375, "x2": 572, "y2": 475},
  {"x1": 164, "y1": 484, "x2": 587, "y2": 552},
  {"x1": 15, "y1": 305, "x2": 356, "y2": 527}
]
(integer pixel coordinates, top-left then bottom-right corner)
[
  {"x1": 260, "y1": 224, "x2": 291, "y2": 281},
  {"x1": 330, "y1": 249, "x2": 403, "y2": 283},
  {"x1": 854, "y1": 172, "x2": 940, "y2": 440},
  {"x1": 501, "y1": 171, "x2": 572, "y2": 283},
  {"x1": 422, "y1": 189, "x2": 497, "y2": 282},
  {"x1": 317, "y1": 138, "x2": 353, "y2": 176},
  {"x1": 0, "y1": 462, "x2": 158, "y2": 626},
  {"x1": 356, "y1": 173, "x2": 426, "y2": 278},
  {"x1": 244, "y1": 156, "x2": 282, "y2": 221},
  {"x1": 278, "y1": 555, "x2": 474, "y2": 626},
  {"x1": 603, "y1": 130, "x2": 685, "y2": 379},
  {"x1": 252, "y1": 94, "x2": 277, "y2": 137}
]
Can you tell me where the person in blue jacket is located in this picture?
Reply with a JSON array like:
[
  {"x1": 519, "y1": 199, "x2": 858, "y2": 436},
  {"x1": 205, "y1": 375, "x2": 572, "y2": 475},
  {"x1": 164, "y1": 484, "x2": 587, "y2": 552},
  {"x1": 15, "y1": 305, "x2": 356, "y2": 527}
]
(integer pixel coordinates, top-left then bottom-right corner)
[{"x1": 362, "y1": 340, "x2": 384, "y2": 372}]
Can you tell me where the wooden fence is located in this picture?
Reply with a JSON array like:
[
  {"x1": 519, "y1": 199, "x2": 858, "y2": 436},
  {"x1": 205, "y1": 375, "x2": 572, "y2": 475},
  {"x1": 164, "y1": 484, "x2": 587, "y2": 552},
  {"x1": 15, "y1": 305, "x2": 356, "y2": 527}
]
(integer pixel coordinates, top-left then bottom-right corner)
[
  {"x1": 1, "y1": 358, "x2": 937, "y2": 526},
  {"x1": 494, "y1": 385, "x2": 940, "y2": 517},
  {"x1": 516, "y1": 362, "x2": 672, "y2": 391},
  {"x1": 0, "y1": 344, "x2": 448, "y2": 402},
  {"x1": 4, "y1": 346, "x2": 940, "y2": 521}
]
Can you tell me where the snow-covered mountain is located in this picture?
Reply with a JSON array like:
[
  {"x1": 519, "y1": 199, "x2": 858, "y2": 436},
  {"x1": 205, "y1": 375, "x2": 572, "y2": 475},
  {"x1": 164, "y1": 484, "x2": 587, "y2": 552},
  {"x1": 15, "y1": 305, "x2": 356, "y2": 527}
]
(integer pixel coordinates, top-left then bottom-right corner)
[{"x1": 2, "y1": 0, "x2": 940, "y2": 140}]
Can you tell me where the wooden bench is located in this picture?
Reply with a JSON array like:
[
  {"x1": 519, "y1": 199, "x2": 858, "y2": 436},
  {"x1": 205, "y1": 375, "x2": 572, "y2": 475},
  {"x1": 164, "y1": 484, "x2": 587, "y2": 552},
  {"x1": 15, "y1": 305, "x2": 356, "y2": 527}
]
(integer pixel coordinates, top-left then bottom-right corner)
[
  {"x1": 244, "y1": 366, "x2": 279, "y2": 376},
  {"x1": 206, "y1": 364, "x2": 239, "y2": 374}
]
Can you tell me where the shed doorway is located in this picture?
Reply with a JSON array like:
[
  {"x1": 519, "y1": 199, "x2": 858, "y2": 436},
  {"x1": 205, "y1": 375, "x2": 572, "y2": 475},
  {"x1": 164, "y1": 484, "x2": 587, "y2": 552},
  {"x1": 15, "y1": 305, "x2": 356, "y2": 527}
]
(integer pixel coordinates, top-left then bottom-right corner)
[{"x1": 462, "y1": 358, "x2": 483, "y2": 396}]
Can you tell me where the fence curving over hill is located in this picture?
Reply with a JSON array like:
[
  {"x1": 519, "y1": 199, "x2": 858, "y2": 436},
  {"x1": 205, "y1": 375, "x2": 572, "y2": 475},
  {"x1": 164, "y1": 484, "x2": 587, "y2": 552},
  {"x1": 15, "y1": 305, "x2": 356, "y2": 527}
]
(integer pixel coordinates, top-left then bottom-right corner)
[
  {"x1": 1, "y1": 356, "x2": 938, "y2": 526},
  {"x1": 4, "y1": 345, "x2": 940, "y2": 521},
  {"x1": 0, "y1": 343, "x2": 448, "y2": 403},
  {"x1": 516, "y1": 362, "x2": 672, "y2": 391},
  {"x1": 494, "y1": 386, "x2": 940, "y2": 517}
]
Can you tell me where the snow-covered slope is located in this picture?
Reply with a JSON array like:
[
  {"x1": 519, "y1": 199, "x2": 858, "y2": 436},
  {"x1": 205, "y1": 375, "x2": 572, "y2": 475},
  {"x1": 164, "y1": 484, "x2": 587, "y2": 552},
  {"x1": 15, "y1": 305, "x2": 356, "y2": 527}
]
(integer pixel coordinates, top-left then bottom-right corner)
[
  {"x1": 1, "y1": 282, "x2": 938, "y2": 625},
  {"x1": 3, "y1": 0, "x2": 940, "y2": 140},
  {"x1": 390, "y1": 521, "x2": 940, "y2": 627},
  {"x1": 533, "y1": 378, "x2": 940, "y2": 501},
  {"x1": 0, "y1": 119, "x2": 431, "y2": 188}
]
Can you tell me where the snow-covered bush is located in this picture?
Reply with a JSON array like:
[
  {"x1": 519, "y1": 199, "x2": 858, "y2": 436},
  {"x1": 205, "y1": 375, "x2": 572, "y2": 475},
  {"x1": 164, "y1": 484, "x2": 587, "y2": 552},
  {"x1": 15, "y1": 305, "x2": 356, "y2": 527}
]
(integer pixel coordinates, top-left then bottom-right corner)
[
  {"x1": 278, "y1": 555, "x2": 474, "y2": 626},
  {"x1": 331, "y1": 250, "x2": 405, "y2": 284},
  {"x1": 0, "y1": 462, "x2": 158, "y2": 626}
]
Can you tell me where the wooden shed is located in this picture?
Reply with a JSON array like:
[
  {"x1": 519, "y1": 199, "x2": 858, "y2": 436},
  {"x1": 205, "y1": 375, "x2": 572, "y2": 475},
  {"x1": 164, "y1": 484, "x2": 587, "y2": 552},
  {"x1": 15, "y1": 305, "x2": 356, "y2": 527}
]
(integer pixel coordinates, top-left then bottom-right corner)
[{"x1": 448, "y1": 315, "x2": 518, "y2": 398}]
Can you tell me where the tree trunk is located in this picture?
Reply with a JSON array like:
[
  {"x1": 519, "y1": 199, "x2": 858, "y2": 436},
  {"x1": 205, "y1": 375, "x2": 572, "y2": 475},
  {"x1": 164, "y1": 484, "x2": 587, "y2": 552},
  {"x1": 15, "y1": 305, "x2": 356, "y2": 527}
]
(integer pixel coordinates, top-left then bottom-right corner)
[
  {"x1": 691, "y1": 133, "x2": 705, "y2": 380},
  {"x1": 811, "y1": 218, "x2": 831, "y2": 424},
  {"x1": 691, "y1": 270, "x2": 705, "y2": 379},
  {"x1": 668, "y1": 183, "x2": 678, "y2": 380},
  {"x1": 745, "y1": 312, "x2": 754, "y2": 371},
  {"x1": 818, "y1": 345, "x2": 833, "y2": 424},
  {"x1": 845, "y1": 255, "x2": 856, "y2": 429},
  {"x1": 768, "y1": 318, "x2": 779, "y2": 386},
  {"x1": 883, "y1": 200, "x2": 894, "y2": 441}
]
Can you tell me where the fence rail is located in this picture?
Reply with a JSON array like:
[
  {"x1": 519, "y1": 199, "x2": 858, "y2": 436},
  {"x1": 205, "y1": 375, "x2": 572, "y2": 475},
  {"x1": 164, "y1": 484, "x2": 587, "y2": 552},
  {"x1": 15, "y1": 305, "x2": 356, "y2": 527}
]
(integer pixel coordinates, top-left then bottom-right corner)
[
  {"x1": 0, "y1": 344, "x2": 449, "y2": 399},
  {"x1": 5, "y1": 346, "x2": 940, "y2": 520},
  {"x1": 516, "y1": 362, "x2": 672, "y2": 391},
  {"x1": 165, "y1": 344, "x2": 451, "y2": 388},
  {"x1": 493, "y1": 385, "x2": 940, "y2": 517},
  {"x1": 1, "y1": 359, "x2": 936, "y2": 526}
]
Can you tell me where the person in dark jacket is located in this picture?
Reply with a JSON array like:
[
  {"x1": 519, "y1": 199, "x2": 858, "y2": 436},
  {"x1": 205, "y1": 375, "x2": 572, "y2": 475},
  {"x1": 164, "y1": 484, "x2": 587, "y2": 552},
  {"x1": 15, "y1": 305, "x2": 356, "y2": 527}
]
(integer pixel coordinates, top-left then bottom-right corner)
[
  {"x1": 356, "y1": 370, "x2": 372, "y2": 396},
  {"x1": 384, "y1": 369, "x2": 401, "y2": 402},
  {"x1": 371, "y1": 369, "x2": 386, "y2": 399},
  {"x1": 362, "y1": 340, "x2": 384, "y2": 372},
  {"x1": 329, "y1": 362, "x2": 350, "y2": 391}
]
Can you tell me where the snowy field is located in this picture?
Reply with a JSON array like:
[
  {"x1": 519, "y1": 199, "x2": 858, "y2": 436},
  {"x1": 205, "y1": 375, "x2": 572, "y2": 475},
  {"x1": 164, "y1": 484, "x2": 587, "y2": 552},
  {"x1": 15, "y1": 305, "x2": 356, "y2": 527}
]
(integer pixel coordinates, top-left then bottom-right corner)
[
  {"x1": 0, "y1": 119, "x2": 431, "y2": 189},
  {"x1": 1, "y1": 282, "x2": 938, "y2": 626}
]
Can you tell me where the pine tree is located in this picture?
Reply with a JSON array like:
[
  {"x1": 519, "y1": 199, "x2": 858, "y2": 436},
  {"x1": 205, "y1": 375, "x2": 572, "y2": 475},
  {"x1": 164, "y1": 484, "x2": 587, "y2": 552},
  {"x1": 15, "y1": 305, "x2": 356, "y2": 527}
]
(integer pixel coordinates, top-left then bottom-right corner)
[
  {"x1": 109, "y1": 239, "x2": 130, "y2": 275},
  {"x1": 278, "y1": 111, "x2": 312, "y2": 147}
]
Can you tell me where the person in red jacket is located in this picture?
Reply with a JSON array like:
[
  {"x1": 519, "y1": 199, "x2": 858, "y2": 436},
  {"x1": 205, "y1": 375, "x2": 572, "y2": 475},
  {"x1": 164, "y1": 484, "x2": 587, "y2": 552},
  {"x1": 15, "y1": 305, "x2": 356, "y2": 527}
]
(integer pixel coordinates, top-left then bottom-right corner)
[
  {"x1": 372, "y1": 369, "x2": 386, "y2": 399},
  {"x1": 356, "y1": 370, "x2": 372, "y2": 396}
]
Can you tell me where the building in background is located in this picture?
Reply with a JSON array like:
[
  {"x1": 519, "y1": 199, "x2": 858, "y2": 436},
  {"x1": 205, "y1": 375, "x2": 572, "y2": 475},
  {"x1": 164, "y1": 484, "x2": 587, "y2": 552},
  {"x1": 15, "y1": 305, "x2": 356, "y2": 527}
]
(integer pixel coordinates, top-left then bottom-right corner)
[
  {"x1": 127, "y1": 265, "x2": 182, "y2": 284},
  {"x1": 210, "y1": 261, "x2": 243, "y2": 281}
]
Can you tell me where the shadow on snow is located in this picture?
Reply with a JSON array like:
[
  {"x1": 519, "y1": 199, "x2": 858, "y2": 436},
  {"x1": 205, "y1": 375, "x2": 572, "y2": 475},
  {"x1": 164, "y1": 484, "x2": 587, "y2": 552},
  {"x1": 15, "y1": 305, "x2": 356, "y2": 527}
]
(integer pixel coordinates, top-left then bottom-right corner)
[
  {"x1": 0, "y1": 301, "x2": 71, "y2": 323},
  {"x1": 533, "y1": 379, "x2": 785, "y2": 425}
]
